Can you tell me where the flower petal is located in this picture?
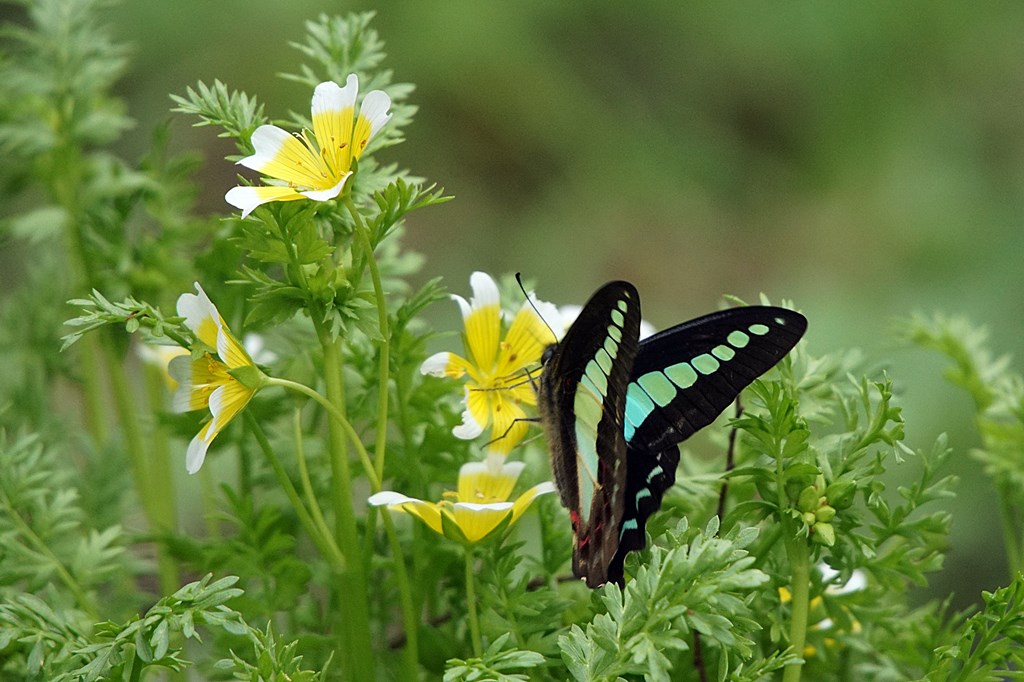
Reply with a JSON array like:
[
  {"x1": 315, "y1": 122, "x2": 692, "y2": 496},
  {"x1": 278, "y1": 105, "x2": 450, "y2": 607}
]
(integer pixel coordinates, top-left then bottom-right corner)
[
  {"x1": 177, "y1": 283, "x2": 222, "y2": 348},
  {"x1": 449, "y1": 502, "x2": 514, "y2": 543},
  {"x1": 238, "y1": 125, "x2": 328, "y2": 189},
  {"x1": 458, "y1": 385, "x2": 492, "y2": 438},
  {"x1": 169, "y1": 355, "x2": 218, "y2": 412},
  {"x1": 461, "y1": 272, "x2": 502, "y2": 371},
  {"x1": 216, "y1": 325, "x2": 254, "y2": 371},
  {"x1": 207, "y1": 381, "x2": 255, "y2": 436},
  {"x1": 498, "y1": 304, "x2": 556, "y2": 378},
  {"x1": 509, "y1": 481, "x2": 557, "y2": 524},
  {"x1": 369, "y1": 492, "x2": 444, "y2": 536},
  {"x1": 487, "y1": 395, "x2": 528, "y2": 455},
  {"x1": 186, "y1": 420, "x2": 216, "y2": 474},
  {"x1": 420, "y1": 351, "x2": 474, "y2": 378},
  {"x1": 311, "y1": 76, "x2": 358, "y2": 178},
  {"x1": 452, "y1": 405, "x2": 485, "y2": 440},
  {"x1": 457, "y1": 460, "x2": 524, "y2": 503},
  {"x1": 352, "y1": 89, "x2": 392, "y2": 160},
  {"x1": 226, "y1": 185, "x2": 305, "y2": 218},
  {"x1": 298, "y1": 172, "x2": 350, "y2": 202}
]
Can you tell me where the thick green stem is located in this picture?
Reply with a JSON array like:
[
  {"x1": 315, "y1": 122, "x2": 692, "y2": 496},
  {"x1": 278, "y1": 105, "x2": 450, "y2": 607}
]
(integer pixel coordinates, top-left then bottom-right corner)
[
  {"x1": 781, "y1": 530, "x2": 811, "y2": 682},
  {"x1": 777, "y1": 454, "x2": 810, "y2": 682},
  {"x1": 465, "y1": 546, "x2": 483, "y2": 657},
  {"x1": 995, "y1": 481, "x2": 1023, "y2": 574},
  {"x1": 318, "y1": 333, "x2": 375, "y2": 682}
]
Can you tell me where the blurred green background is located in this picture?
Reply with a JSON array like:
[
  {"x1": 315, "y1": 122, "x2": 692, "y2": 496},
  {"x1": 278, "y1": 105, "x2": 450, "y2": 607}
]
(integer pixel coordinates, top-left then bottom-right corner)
[{"x1": 105, "y1": 2, "x2": 1023, "y2": 603}]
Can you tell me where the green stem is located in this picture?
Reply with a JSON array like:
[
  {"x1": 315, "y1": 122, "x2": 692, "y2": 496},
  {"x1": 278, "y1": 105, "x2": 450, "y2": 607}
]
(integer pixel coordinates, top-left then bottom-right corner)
[
  {"x1": 292, "y1": 407, "x2": 341, "y2": 561},
  {"x1": 381, "y1": 512, "x2": 419, "y2": 676},
  {"x1": 266, "y1": 377, "x2": 380, "y2": 490},
  {"x1": 777, "y1": 455, "x2": 809, "y2": 682},
  {"x1": 345, "y1": 198, "x2": 391, "y2": 481},
  {"x1": 317, "y1": 331, "x2": 375, "y2": 682},
  {"x1": 781, "y1": 531, "x2": 811, "y2": 682},
  {"x1": 464, "y1": 546, "x2": 483, "y2": 657},
  {"x1": 995, "y1": 481, "x2": 1023, "y2": 574},
  {"x1": 244, "y1": 412, "x2": 346, "y2": 573}
]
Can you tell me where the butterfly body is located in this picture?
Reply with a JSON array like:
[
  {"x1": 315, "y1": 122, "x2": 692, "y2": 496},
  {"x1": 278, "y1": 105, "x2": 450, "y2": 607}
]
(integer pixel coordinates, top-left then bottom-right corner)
[{"x1": 538, "y1": 281, "x2": 807, "y2": 587}]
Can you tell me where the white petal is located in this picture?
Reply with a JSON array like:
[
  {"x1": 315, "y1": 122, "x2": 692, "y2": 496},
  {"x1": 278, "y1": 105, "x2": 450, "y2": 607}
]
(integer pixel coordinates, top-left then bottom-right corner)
[
  {"x1": 468, "y1": 271, "x2": 500, "y2": 311},
  {"x1": 225, "y1": 186, "x2": 276, "y2": 218},
  {"x1": 299, "y1": 172, "x2": 350, "y2": 201},
  {"x1": 186, "y1": 433, "x2": 212, "y2": 474},
  {"x1": 168, "y1": 355, "x2": 198, "y2": 412},
  {"x1": 237, "y1": 125, "x2": 292, "y2": 171},
  {"x1": 639, "y1": 320, "x2": 657, "y2": 340},
  {"x1": 176, "y1": 282, "x2": 217, "y2": 333},
  {"x1": 454, "y1": 501, "x2": 514, "y2": 513},
  {"x1": 450, "y1": 293, "x2": 471, "y2": 321},
  {"x1": 368, "y1": 491, "x2": 419, "y2": 506},
  {"x1": 359, "y1": 90, "x2": 392, "y2": 140},
  {"x1": 452, "y1": 408, "x2": 484, "y2": 440},
  {"x1": 524, "y1": 295, "x2": 561, "y2": 335},
  {"x1": 420, "y1": 351, "x2": 453, "y2": 376},
  {"x1": 312, "y1": 76, "x2": 358, "y2": 117},
  {"x1": 558, "y1": 304, "x2": 583, "y2": 336}
]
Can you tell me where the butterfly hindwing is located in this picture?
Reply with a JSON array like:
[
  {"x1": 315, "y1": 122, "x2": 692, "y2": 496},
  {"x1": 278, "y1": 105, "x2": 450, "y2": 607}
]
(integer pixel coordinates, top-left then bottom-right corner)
[{"x1": 537, "y1": 281, "x2": 641, "y2": 588}]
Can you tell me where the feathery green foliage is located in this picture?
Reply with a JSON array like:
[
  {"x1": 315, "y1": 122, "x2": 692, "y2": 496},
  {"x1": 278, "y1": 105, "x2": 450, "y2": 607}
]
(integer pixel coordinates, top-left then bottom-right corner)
[{"x1": 1, "y1": 3, "x2": 1023, "y2": 681}]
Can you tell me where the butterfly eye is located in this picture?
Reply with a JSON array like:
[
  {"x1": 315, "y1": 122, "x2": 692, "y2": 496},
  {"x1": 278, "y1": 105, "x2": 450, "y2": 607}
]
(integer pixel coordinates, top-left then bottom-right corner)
[{"x1": 541, "y1": 344, "x2": 556, "y2": 366}]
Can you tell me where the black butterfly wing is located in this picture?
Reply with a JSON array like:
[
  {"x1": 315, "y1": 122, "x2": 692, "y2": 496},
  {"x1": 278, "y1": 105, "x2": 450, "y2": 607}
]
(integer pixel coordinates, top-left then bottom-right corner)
[
  {"x1": 608, "y1": 306, "x2": 807, "y2": 584},
  {"x1": 537, "y1": 281, "x2": 641, "y2": 587}
]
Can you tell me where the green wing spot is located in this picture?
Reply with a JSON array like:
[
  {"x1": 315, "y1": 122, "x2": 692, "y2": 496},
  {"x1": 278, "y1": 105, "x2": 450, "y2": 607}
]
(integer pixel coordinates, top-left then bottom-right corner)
[
  {"x1": 617, "y1": 299, "x2": 629, "y2": 312},
  {"x1": 691, "y1": 353, "x2": 720, "y2": 375},
  {"x1": 583, "y1": 361, "x2": 608, "y2": 396},
  {"x1": 603, "y1": 335, "x2": 619, "y2": 359},
  {"x1": 646, "y1": 464, "x2": 664, "y2": 483},
  {"x1": 618, "y1": 517, "x2": 639, "y2": 539},
  {"x1": 664, "y1": 362, "x2": 698, "y2": 389},
  {"x1": 574, "y1": 381, "x2": 603, "y2": 430},
  {"x1": 595, "y1": 348, "x2": 613, "y2": 374},
  {"x1": 712, "y1": 344, "x2": 735, "y2": 361},
  {"x1": 637, "y1": 371, "x2": 676, "y2": 407},
  {"x1": 608, "y1": 324, "x2": 622, "y2": 342},
  {"x1": 749, "y1": 323, "x2": 770, "y2": 336},
  {"x1": 574, "y1": 423, "x2": 598, "y2": 517},
  {"x1": 611, "y1": 309, "x2": 625, "y2": 327},
  {"x1": 635, "y1": 488, "x2": 652, "y2": 504},
  {"x1": 727, "y1": 330, "x2": 750, "y2": 348},
  {"x1": 625, "y1": 383, "x2": 655, "y2": 428}
]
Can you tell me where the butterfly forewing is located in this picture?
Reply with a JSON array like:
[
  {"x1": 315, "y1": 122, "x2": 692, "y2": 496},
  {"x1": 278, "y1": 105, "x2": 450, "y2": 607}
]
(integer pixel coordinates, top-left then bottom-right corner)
[
  {"x1": 538, "y1": 281, "x2": 641, "y2": 587},
  {"x1": 609, "y1": 306, "x2": 807, "y2": 582},
  {"x1": 624, "y1": 306, "x2": 807, "y2": 454}
]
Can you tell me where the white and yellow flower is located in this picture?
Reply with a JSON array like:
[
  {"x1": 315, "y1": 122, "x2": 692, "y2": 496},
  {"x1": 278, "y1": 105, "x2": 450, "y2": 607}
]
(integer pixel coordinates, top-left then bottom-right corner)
[
  {"x1": 169, "y1": 283, "x2": 265, "y2": 474},
  {"x1": 225, "y1": 74, "x2": 392, "y2": 217},
  {"x1": 421, "y1": 272, "x2": 558, "y2": 461},
  {"x1": 369, "y1": 461, "x2": 556, "y2": 543}
]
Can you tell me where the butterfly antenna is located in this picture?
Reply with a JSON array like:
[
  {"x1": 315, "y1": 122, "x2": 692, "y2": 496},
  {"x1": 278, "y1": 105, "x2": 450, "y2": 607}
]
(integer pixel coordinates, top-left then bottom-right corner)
[{"x1": 515, "y1": 272, "x2": 559, "y2": 343}]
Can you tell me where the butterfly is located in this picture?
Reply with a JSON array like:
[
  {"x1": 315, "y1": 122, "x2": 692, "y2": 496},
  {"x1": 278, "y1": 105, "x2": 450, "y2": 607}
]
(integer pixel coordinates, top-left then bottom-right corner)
[{"x1": 537, "y1": 281, "x2": 807, "y2": 587}]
